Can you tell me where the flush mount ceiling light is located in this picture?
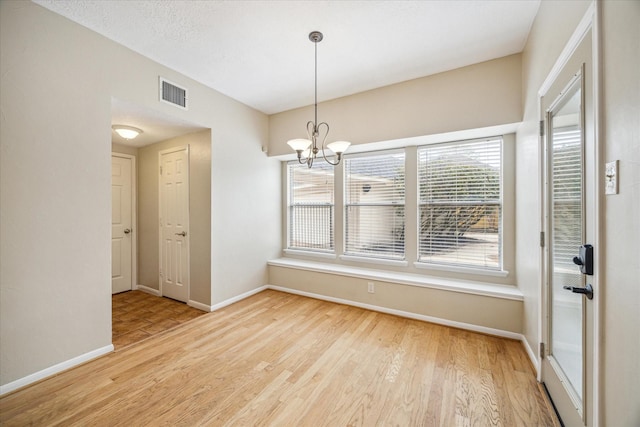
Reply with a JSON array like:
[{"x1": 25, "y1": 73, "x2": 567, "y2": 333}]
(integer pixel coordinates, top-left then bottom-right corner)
[
  {"x1": 287, "y1": 31, "x2": 350, "y2": 168},
  {"x1": 112, "y1": 125, "x2": 143, "y2": 140}
]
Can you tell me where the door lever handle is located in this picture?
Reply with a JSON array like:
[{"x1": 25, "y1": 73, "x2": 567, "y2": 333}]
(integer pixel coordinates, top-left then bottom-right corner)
[
  {"x1": 563, "y1": 284, "x2": 593, "y2": 300},
  {"x1": 175, "y1": 231, "x2": 187, "y2": 237},
  {"x1": 124, "y1": 228, "x2": 131, "y2": 234}
]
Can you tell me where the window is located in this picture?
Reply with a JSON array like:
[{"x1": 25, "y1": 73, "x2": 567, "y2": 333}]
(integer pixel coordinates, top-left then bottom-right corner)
[
  {"x1": 287, "y1": 161, "x2": 334, "y2": 252},
  {"x1": 345, "y1": 151, "x2": 405, "y2": 259},
  {"x1": 418, "y1": 138, "x2": 502, "y2": 269}
]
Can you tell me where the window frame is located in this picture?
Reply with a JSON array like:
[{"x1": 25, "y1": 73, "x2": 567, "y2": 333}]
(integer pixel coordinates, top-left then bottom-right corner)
[
  {"x1": 342, "y1": 149, "x2": 407, "y2": 262},
  {"x1": 285, "y1": 160, "x2": 336, "y2": 255},
  {"x1": 416, "y1": 137, "x2": 504, "y2": 271},
  {"x1": 281, "y1": 134, "x2": 514, "y2": 282}
]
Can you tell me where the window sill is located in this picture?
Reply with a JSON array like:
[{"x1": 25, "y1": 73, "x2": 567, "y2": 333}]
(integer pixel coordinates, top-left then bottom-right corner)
[
  {"x1": 283, "y1": 248, "x2": 337, "y2": 260},
  {"x1": 414, "y1": 262, "x2": 509, "y2": 278},
  {"x1": 340, "y1": 254, "x2": 409, "y2": 267},
  {"x1": 268, "y1": 258, "x2": 523, "y2": 301}
]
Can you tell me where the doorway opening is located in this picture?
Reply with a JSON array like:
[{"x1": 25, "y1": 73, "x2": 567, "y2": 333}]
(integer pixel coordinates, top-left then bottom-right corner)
[{"x1": 111, "y1": 98, "x2": 210, "y2": 348}]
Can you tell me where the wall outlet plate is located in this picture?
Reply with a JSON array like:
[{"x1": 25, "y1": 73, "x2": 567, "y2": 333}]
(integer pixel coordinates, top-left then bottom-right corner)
[
  {"x1": 367, "y1": 282, "x2": 375, "y2": 293},
  {"x1": 605, "y1": 160, "x2": 619, "y2": 195}
]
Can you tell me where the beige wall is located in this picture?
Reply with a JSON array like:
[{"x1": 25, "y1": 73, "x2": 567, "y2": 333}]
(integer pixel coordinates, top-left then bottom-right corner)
[
  {"x1": 269, "y1": 54, "x2": 522, "y2": 155},
  {"x1": 601, "y1": 1, "x2": 640, "y2": 425},
  {"x1": 111, "y1": 143, "x2": 138, "y2": 157},
  {"x1": 516, "y1": 0, "x2": 591, "y2": 367},
  {"x1": 0, "y1": 1, "x2": 281, "y2": 387},
  {"x1": 269, "y1": 266, "x2": 522, "y2": 333},
  {"x1": 518, "y1": 1, "x2": 640, "y2": 425},
  {"x1": 137, "y1": 131, "x2": 212, "y2": 305}
]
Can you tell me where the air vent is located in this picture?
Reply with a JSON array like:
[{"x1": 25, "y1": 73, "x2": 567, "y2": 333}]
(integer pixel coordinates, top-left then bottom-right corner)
[{"x1": 159, "y1": 77, "x2": 188, "y2": 109}]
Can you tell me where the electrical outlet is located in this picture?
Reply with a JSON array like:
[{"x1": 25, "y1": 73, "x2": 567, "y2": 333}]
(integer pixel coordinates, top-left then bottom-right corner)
[{"x1": 367, "y1": 282, "x2": 375, "y2": 293}]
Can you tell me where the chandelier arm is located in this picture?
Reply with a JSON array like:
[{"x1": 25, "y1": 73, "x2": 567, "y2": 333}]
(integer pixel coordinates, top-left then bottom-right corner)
[
  {"x1": 306, "y1": 121, "x2": 316, "y2": 141},
  {"x1": 319, "y1": 122, "x2": 341, "y2": 166}
]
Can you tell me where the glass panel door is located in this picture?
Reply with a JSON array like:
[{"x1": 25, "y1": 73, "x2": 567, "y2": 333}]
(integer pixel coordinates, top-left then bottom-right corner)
[{"x1": 549, "y1": 78, "x2": 584, "y2": 405}]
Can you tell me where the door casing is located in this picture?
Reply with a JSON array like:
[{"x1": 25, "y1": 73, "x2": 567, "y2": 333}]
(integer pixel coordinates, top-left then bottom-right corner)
[{"x1": 537, "y1": 3, "x2": 602, "y2": 426}]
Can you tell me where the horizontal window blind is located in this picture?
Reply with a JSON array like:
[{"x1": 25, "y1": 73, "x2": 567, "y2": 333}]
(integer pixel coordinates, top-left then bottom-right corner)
[
  {"x1": 288, "y1": 161, "x2": 334, "y2": 252},
  {"x1": 418, "y1": 138, "x2": 502, "y2": 269},
  {"x1": 551, "y1": 127, "x2": 582, "y2": 268},
  {"x1": 345, "y1": 151, "x2": 405, "y2": 259}
]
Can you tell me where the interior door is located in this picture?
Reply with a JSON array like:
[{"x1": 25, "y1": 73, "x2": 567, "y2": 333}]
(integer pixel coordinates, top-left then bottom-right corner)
[
  {"x1": 159, "y1": 146, "x2": 190, "y2": 302},
  {"x1": 541, "y1": 30, "x2": 594, "y2": 426},
  {"x1": 112, "y1": 155, "x2": 133, "y2": 294}
]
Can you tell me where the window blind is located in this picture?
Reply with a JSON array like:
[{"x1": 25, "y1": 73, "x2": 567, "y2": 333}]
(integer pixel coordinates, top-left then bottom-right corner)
[
  {"x1": 287, "y1": 161, "x2": 334, "y2": 252},
  {"x1": 551, "y1": 127, "x2": 582, "y2": 268},
  {"x1": 345, "y1": 151, "x2": 405, "y2": 259},
  {"x1": 418, "y1": 138, "x2": 502, "y2": 269}
]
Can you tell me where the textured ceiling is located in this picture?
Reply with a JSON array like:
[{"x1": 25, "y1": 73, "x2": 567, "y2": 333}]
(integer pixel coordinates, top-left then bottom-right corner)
[{"x1": 34, "y1": 0, "x2": 540, "y2": 116}]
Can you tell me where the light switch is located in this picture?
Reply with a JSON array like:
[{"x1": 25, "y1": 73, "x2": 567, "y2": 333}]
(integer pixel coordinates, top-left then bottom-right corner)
[{"x1": 605, "y1": 160, "x2": 618, "y2": 195}]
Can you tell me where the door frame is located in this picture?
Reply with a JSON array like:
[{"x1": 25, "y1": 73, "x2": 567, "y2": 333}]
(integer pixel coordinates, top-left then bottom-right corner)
[
  {"x1": 111, "y1": 152, "x2": 138, "y2": 293},
  {"x1": 537, "y1": 2, "x2": 602, "y2": 425},
  {"x1": 158, "y1": 145, "x2": 191, "y2": 301}
]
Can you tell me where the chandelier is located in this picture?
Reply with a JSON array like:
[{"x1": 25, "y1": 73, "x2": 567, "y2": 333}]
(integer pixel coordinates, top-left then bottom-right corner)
[{"x1": 287, "y1": 31, "x2": 351, "y2": 168}]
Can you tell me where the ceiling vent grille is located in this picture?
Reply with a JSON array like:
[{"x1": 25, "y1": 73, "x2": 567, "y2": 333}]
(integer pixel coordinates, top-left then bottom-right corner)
[{"x1": 159, "y1": 77, "x2": 188, "y2": 109}]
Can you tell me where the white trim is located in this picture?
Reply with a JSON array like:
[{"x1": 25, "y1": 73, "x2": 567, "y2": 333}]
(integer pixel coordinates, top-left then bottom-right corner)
[
  {"x1": 209, "y1": 286, "x2": 269, "y2": 312},
  {"x1": 538, "y1": 2, "x2": 595, "y2": 96},
  {"x1": 283, "y1": 248, "x2": 337, "y2": 260},
  {"x1": 267, "y1": 284, "x2": 522, "y2": 340},
  {"x1": 522, "y1": 336, "x2": 540, "y2": 375},
  {"x1": 189, "y1": 286, "x2": 269, "y2": 313},
  {"x1": 414, "y1": 261, "x2": 509, "y2": 278},
  {"x1": 0, "y1": 283, "x2": 538, "y2": 399},
  {"x1": 591, "y1": 2, "x2": 602, "y2": 424},
  {"x1": 111, "y1": 152, "x2": 137, "y2": 294},
  {"x1": 340, "y1": 254, "x2": 409, "y2": 267},
  {"x1": 137, "y1": 284, "x2": 161, "y2": 297},
  {"x1": 537, "y1": 2, "x2": 600, "y2": 423},
  {"x1": 0, "y1": 345, "x2": 113, "y2": 396},
  {"x1": 268, "y1": 258, "x2": 522, "y2": 301},
  {"x1": 187, "y1": 299, "x2": 212, "y2": 312}
]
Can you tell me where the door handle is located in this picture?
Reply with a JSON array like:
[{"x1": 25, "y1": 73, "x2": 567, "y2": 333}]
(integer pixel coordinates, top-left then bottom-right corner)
[
  {"x1": 124, "y1": 228, "x2": 131, "y2": 234},
  {"x1": 175, "y1": 231, "x2": 187, "y2": 237},
  {"x1": 563, "y1": 284, "x2": 593, "y2": 300}
]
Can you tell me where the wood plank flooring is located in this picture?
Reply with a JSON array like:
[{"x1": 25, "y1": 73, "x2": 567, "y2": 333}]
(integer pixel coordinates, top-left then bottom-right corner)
[
  {"x1": 112, "y1": 290, "x2": 206, "y2": 349},
  {"x1": 0, "y1": 290, "x2": 558, "y2": 426}
]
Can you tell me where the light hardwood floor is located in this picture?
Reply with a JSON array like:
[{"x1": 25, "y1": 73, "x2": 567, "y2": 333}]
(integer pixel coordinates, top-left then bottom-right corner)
[
  {"x1": 112, "y1": 290, "x2": 206, "y2": 349},
  {"x1": 0, "y1": 290, "x2": 558, "y2": 426}
]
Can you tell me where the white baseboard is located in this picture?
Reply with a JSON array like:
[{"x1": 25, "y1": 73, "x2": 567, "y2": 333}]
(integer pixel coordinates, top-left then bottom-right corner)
[
  {"x1": 521, "y1": 335, "x2": 540, "y2": 375},
  {"x1": 0, "y1": 344, "x2": 113, "y2": 396},
  {"x1": 187, "y1": 299, "x2": 211, "y2": 312},
  {"x1": 208, "y1": 286, "x2": 269, "y2": 312},
  {"x1": 266, "y1": 284, "x2": 522, "y2": 340},
  {"x1": 266, "y1": 284, "x2": 540, "y2": 373},
  {"x1": 2, "y1": 284, "x2": 539, "y2": 398},
  {"x1": 137, "y1": 284, "x2": 161, "y2": 296}
]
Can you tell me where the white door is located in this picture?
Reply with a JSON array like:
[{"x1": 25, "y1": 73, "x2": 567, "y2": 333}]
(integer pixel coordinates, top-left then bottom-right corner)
[
  {"x1": 112, "y1": 155, "x2": 133, "y2": 294},
  {"x1": 541, "y1": 28, "x2": 595, "y2": 426},
  {"x1": 159, "y1": 147, "x2": 190, "y2": 302}
]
